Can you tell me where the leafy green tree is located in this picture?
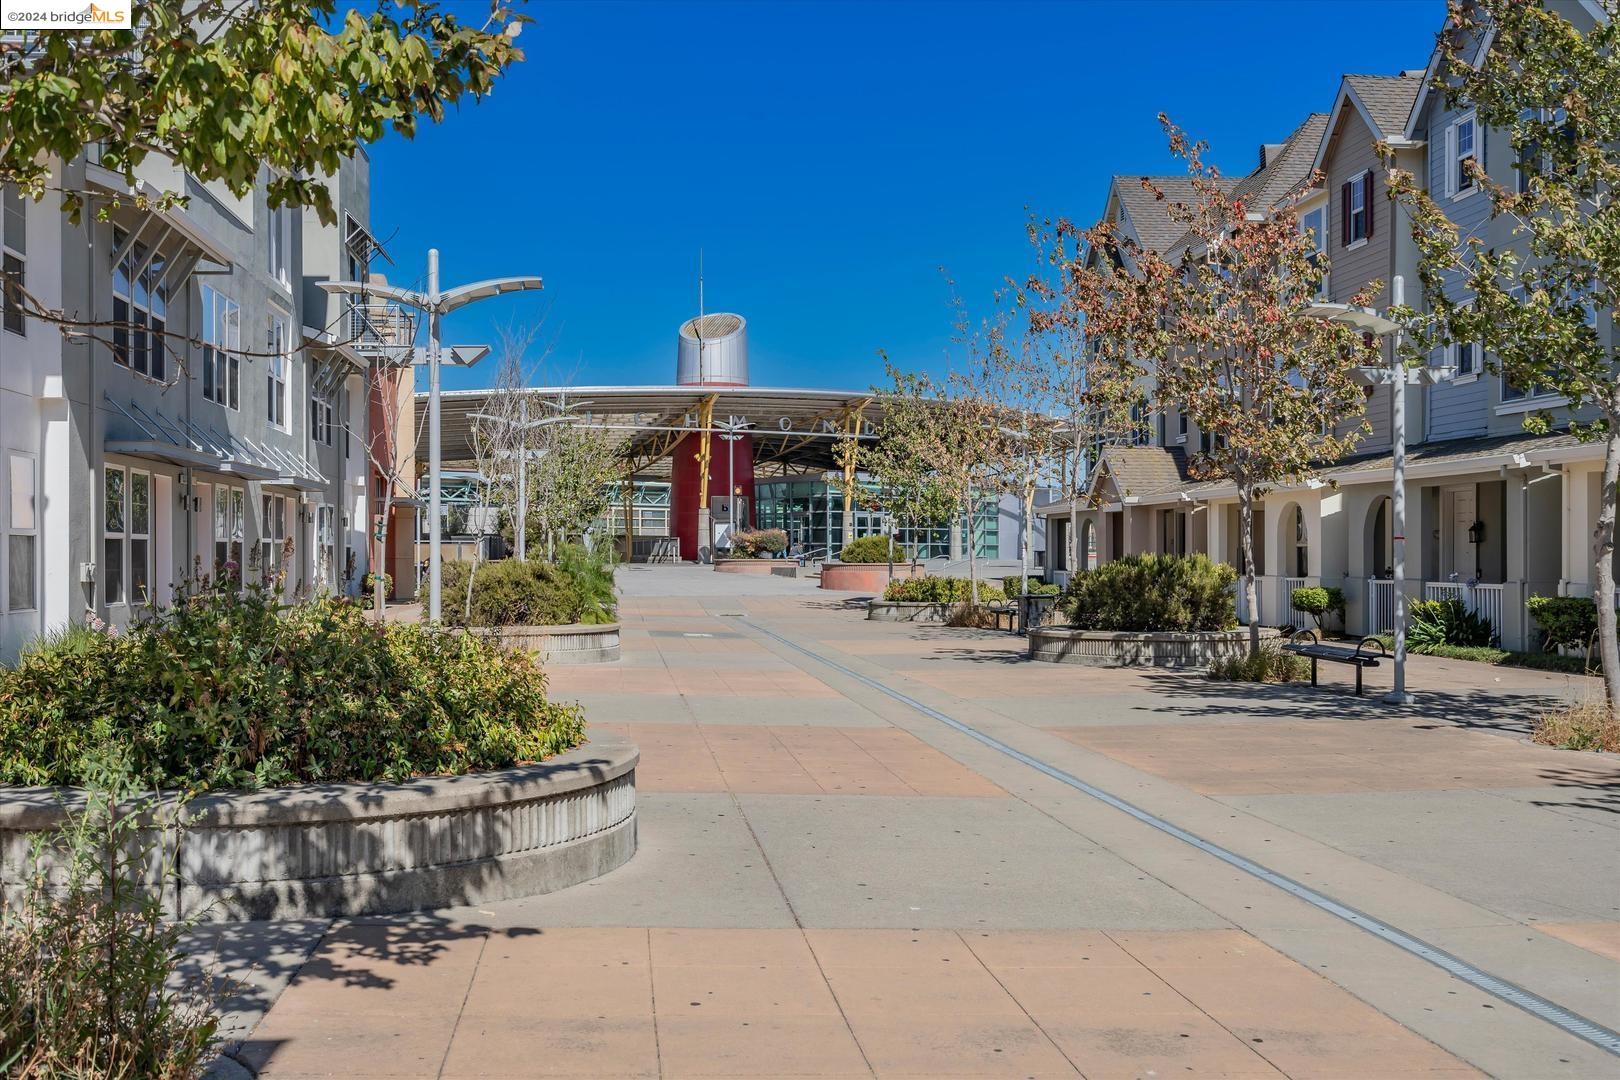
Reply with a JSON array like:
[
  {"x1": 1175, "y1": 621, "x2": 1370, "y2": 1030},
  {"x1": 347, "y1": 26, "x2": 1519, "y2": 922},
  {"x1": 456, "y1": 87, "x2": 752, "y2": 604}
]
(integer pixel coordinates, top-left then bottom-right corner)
[
  {"x1": 1130, "y1": 118, "x2": 1379, "y2": 655},
  {"x1": 863, "y1": 360, "x2": 961, "y2": 573},
  {"x1": 0, "y1": 0, "x2": 526, "y2": 223},
  {"x1": 1387, "y1": 0, "x2": 1620, "y2": 712}
]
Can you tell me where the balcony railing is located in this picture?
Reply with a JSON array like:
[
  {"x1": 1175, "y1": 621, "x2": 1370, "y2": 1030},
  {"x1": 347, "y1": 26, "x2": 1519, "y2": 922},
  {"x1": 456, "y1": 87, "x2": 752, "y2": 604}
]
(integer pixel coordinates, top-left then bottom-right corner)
[{"x1": 346, "y1": 299, "x2": 417, "y2": 362}]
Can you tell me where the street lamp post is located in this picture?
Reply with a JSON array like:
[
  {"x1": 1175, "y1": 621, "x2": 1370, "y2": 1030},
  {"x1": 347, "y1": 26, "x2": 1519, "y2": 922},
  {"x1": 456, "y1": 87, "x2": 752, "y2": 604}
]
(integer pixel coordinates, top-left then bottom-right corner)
[
  {"x1": 467, "y1": 406, "x2": 579, "y2": 563},
  {"x1": 1305, "y1": 275, "x2": 1451, "y2": 706},
  {"x1": 716, "y1": 416, "x2": 755, "y2": 550},
  {"x1": 321, "y1": 250, "x2": 543, "y2": 623}
]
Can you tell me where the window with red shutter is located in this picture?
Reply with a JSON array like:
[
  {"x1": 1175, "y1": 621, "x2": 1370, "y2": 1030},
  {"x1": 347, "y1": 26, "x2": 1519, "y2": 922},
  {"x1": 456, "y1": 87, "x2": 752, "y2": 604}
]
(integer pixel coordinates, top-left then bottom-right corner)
[{"x1": 1341, "y1": 181, "x2": 1352, "y2": 245}]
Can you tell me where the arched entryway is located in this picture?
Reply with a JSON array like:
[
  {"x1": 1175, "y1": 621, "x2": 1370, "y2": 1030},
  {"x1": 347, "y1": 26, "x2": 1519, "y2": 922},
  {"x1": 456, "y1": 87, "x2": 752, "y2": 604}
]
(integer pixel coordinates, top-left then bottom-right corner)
[{"x1": 1080, "y1": 518, "x2": 1098, "y2": 570}]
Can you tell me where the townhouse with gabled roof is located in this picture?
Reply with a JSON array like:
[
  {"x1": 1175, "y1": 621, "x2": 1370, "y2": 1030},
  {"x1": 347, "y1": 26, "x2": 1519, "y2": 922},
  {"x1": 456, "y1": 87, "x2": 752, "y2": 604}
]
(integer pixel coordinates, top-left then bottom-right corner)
[{"x1": 1041, "y1": 0, "x2": 1614, "y2": 652}]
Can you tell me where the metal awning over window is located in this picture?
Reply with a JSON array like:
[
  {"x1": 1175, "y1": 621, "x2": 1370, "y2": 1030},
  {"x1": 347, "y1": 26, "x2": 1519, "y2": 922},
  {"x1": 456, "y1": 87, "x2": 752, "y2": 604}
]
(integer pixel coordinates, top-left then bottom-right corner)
[
  {"x1": 89, "y1": 177, "x2": 234, "y2": 295},
  {"x1": 103, "y1": 395, "x2": 326, "y2": 488}
]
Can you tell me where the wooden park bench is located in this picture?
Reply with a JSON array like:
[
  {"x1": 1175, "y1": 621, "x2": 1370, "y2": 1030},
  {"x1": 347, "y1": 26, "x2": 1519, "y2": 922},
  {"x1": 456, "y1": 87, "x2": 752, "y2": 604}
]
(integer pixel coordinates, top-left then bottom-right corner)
[{"x1": 1281, "y1": 630, "x2": 1387, "y2": 696}]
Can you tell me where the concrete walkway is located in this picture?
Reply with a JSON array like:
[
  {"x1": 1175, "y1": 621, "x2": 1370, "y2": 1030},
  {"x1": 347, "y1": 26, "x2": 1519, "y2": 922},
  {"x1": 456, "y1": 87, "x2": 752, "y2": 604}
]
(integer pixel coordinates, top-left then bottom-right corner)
[{"x1": 208, "y1": 565, "x2": 1619, "y2": 1079}]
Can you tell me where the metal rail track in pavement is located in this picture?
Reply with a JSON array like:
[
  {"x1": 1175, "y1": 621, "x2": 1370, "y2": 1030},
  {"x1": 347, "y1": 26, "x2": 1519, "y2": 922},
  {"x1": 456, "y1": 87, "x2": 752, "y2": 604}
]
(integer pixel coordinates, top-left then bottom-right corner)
[{"x1": 736, "y1": 616, "x2": 1620, "y2": 1058}]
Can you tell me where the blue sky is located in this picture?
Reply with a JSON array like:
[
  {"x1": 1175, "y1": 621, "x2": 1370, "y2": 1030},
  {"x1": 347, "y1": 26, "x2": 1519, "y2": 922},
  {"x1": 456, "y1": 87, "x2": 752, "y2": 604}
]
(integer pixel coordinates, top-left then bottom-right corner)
[{"x1": 370, "y1": 0, "x2": 1442, "y2": 393}]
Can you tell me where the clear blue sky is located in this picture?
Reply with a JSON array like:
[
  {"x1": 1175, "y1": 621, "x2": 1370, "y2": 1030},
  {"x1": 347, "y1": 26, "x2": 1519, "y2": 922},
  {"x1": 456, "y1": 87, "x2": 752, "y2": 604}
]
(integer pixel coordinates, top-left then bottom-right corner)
[{"x1": 370, "y1": 0, "x2": 1442, "y2": 393}]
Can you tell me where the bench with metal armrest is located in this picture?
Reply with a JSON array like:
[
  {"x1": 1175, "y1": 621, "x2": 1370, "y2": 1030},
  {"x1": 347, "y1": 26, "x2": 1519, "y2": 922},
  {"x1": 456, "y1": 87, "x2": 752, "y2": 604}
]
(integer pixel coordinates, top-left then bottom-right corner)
[{"x1": 1280, "y1": 630, "x2": 1387, "y2": 696}]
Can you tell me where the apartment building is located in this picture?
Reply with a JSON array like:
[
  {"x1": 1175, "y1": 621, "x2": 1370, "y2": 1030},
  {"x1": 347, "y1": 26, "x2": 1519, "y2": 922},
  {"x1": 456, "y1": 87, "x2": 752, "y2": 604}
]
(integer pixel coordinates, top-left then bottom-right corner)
[
  {"x1": 0, "y1": 151, "x2": 395, "y2": 661},
  {"x1": 1042, "y1": 0, "x2": 1613, "y2": 651}
]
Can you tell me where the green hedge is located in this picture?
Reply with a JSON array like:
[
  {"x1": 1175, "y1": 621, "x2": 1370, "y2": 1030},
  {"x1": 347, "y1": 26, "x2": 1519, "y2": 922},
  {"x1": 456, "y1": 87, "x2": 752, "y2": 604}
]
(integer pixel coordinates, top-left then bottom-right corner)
[
  {"x1": 1060, "y1": 554, "x2": 1236, "y2": 632},
  {"x1": 730, "y1": 528, "x2": 788, "y2": 557},
  {"x1": 839, "y1": 534, "x2": 911, "y2": 563},
  {"x1": 1371, "y1": 634, "x2": 1597, "y2": 675},
  {"x1": 441, "y1": 545, "x2": 617, "y2": 628},
  {"x1": 882, "y1": 577, "x2": 1004, "y2": 603},
  {"x1": 1289, "y1": 586, "x2": 1344, "y2": 629},
  {"x1": 1526, "y1": 595, "x2": 1597, "y2": 651},
  {"x1": 0, "y1": 585, "x2": 585, "y2": 791},
  {"x1": 1002, "y1": 576, "x2": 1060, "y2": 597}
]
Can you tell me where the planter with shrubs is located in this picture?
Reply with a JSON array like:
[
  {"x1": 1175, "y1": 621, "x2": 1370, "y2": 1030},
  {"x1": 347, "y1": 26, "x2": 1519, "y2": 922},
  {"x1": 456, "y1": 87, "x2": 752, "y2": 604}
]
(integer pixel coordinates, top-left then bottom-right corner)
[
  {"x1": 866, "y1": 576, "x2": 1005, "y2": 622},
  {"x1": 1027, "y1": 554, "x2": 1274, "y2": 666},
  {"x1": 821, "y1": 535, "x2": 923, "y2": 591},
  {"x1": 714, "y1": 528, "x2": 791, "y2": 574},
  {"x1": 441, "y1": 545, "x2": 621, "y2": 663},
  {"x1": 0, "y1": 581, "x2": 637, "y2": 919}
]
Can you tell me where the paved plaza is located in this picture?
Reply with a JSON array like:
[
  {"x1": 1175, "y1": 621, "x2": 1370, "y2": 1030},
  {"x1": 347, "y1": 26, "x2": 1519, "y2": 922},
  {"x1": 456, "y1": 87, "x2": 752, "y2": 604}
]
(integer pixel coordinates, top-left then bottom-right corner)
[{"x1": 203, "y1": 565, "x2": 1620, "y2": 1079}]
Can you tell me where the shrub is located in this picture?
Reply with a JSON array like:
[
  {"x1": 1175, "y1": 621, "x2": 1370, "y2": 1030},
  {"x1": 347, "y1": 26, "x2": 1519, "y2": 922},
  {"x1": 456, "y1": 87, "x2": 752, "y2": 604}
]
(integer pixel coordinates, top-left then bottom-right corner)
[
  {"x1": 0, "y1": 583, "x2": 586, "y2": 791},
  {"x1": 882, "y1": 576, "x2": 1005, "y2": 603},
  {"x1": 1290, "y1": 586, "x2": 1345, "y2": 631},
  {"x1": 838, "y1": 534, "x2": 910, "y2": 563},
  {"x1": 0, "y1": 763, "x2": 220, "y2": 1078},
  {"x1": 729, "y1": 528, "x2": 788, "y2": 558},
  {"x1": 1002, "y1": 576, "x2": 1060, "y2": 597},
  {"x1": 442, "y1": 558, "x2": 583, "y2": 628},
  {"x1": 1526, "y1": 595, "x2": 1598, "y2": 652},
  {"x1": 360, "y1": 570, "x2": 393, "y2": 610},
  {"x1": 1532, "y1": 701, "x2": 1620, "y2": 752},
  {"x1": 1060, "y1": 554, "x2": 1236, "y2": 632},
  {"x1": 1208, "y1": 644, "x2": 1310, "y2": 683},
  {"x1": 1407, "y1": 598, "x2": 1494, "y2": 648},
  {"x1": 555, "y1": 543, "x2": 618, "y2": 625}
]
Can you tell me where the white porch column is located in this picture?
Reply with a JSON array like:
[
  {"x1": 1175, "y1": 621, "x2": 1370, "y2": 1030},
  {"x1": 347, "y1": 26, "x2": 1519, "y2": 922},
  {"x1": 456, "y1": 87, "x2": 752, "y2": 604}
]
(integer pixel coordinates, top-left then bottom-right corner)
[{"x1": 1561, "y1": 464, "x2": 1595, "y2": 597}]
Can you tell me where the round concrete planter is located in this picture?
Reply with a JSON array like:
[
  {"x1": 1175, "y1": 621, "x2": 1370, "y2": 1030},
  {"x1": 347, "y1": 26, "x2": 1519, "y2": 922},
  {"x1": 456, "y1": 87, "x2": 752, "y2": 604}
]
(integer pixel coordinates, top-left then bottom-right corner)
[
  {"x1": 819, "y1": 561, "x2": 922, "y2": 592},
  {"x1": 713, "y1": 557, "x2": 787, "y2": 575},
  {"x1": 867, "y1": 599, "x2": 954, "y2": 622},
  {"x1": 1027, "y1": 626, "x2": 1280, "y2": 667},
  {"x1": 479, "y1": 623, "x2": 621, "y2": 664},
  {"x1": 0, "y1": 732, "x2": 639, "y2": 922}
]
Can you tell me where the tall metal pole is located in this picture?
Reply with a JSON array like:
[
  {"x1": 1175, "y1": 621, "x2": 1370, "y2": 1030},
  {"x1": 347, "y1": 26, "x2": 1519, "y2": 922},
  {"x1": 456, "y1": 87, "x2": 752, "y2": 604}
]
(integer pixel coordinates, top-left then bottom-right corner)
[
  {"x1": 427, "y1": 248, "x2": 443, "y2": 623},
  {"x1": 1386, "y1": 275, "x2": 1412, "y2": 705},
  {"x1": 727, "y1": 433, "x2": 736, "y2": 528},
  {"x1": 515, "y1": 395, "x2": 528, "y2": 562}
]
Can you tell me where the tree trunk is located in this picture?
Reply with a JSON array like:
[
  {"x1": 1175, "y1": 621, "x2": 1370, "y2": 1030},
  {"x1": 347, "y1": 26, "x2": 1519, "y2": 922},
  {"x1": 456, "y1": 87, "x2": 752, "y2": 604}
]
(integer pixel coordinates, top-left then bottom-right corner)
[
  {"x1": 1593, "y1": 418, "x2": 1620, "y2": 715},
  {"x1": 965, "y1": 489, "x2": 978, "y2": 607},
  {"x1": 373, "y1": 495, "x2": 392, "y2": 623},
  {"x1": 1238, "y1": 483, "x2": 1260, "y2": 657}
]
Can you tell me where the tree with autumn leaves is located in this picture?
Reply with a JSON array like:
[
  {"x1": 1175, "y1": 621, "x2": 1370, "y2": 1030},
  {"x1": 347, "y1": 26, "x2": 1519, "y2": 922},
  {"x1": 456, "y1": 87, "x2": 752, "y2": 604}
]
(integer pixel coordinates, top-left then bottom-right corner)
[
  {"x1": 1129, "y1": 118, "x2": 1382, "y2": 655},
  {"x1": 1386, "y1": 0, "x2": 1620, "y2": 714}
]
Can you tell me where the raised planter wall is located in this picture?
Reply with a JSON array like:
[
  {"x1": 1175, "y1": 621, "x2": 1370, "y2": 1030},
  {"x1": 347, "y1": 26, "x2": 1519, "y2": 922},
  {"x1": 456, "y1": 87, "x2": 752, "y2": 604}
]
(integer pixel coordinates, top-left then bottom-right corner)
[
  {"x1": 483, "y1": 623, "x2": 621, "y2": 664},
  {"x1": 867, "y1": 600, "x2": 953, "y2": 623},
  {"x1": 1027, "y1": 626, "x2": 1280, "y2": 667},
  {"x1": 0, "y1": 733, "x2": 639, "y2": 921},
  {"x1": 819, "y1": 561, "x2": 923, "y2": 592}
]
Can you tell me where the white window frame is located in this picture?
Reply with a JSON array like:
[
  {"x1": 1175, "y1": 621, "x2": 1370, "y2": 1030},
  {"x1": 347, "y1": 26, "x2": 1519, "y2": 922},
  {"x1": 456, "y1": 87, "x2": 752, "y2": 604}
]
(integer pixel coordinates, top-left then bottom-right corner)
[
  {"x1": 1446, "y1": 339, "x2": 1481, "y2": 384},
  {"x1": 2, "y1": 184, "x2": 25, "y2": 338},
  {"x1": 1445, "y1": 112, "x2": 1480, "y2": 201},
  {"x1": 5, "y1": 451, "x2": 38, "y2": 612},
  {"x1": 1299, "y1": 204, "x2": 1329, "y2": 298},
  {"x1": 267, "y1": 203, "x2": 293, "y2": 289},
  {"x1": 112, "y1": 228, "x2": 169, "y2": 380},
  {"x1": 267, "y1": 309, "x2": 291, "y2": 430},
  {"x1": 200, "y1": 284, "x2": 241, "y2": 410},
  {"x1": 1346, "y1": 174, "x2": 1369, "y2": 248},
  {"x1": 311, "y1": 389, "x2": 334, "y2": 447},
  {"x1": 315, "y1": 504, "x2": 335, "y2": 589},
  {"x1": 102, "y1": 465, "x2": 154, "y2": 608},
  {"x1": 260, "y1": 492, "x2": 288, "y2": 586},
  {"x1": 213, "y1": 483, "x2": 245, "y2": 579}
]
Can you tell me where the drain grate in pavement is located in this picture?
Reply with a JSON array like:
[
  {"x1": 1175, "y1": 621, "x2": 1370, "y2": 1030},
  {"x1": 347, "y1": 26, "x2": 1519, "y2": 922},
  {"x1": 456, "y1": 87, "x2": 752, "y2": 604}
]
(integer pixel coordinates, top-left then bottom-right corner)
[{"x1": 647, "y1": 630, "x2": 743, "y2": 639}]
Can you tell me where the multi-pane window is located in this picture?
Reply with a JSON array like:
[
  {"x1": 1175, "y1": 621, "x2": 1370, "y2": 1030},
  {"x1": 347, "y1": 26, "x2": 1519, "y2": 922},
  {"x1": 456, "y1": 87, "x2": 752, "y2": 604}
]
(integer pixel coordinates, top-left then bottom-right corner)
[
  {"x1": 2, "y1": 184, "x2": 24, "y2": 336},
  {"x1": 267, "y1": 311, "x2": 291, "y2": 429},
  {"x1": 1299, "y1": 205, "x2": 1328, "y2": 297},
  {"x1": 111, "y1": 230, "x2": 168, "y2": 379},
  {"x1": 1446, "y1": 113, "x2": 1479, "y2": 198},
  {"x1": 1343, "y1": 171, "x2": 1371, "y2": 245},
  {"x1": 267, "y1": 203, "x2": 292, "y2": 288},
  {"x1": 213, "y1": 485, "x2": 245, "y2": 577},
  {"x1": 6, "y1": 453, "x2": 36, "y2": 611},
  {"x1": 1451, "y1": 340, "x2": 1478, "y2": 378},
  {"x1": 103, "y1": 466, "x2": 151, "y2": 606},
  {"x1": 316, "y1": 505, "x2": 335, "y2": 589},
  {"x1": 260, "y1": 493, "x2": 288, "y2": 585},
  {"x1": 200, "y1": 284, "x2": 241, "y2": 409},
  {"x1": 311, "y1": 391, "x2": 334, "y2": 446},
  {"x1": 341, "y1": 388, "x2": 352, "y2": 460}
]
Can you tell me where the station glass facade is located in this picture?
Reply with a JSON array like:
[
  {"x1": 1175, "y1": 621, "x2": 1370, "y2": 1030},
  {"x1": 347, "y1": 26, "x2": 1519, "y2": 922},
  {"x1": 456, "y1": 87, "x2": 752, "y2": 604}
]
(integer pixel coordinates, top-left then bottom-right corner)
[{"x1": 753, "y1": 477, "x2": 998, "y2": 558}]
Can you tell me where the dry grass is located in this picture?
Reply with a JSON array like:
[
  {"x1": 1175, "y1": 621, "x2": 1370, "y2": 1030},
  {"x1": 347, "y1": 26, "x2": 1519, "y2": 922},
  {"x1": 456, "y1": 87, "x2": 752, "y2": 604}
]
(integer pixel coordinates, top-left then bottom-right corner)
[{"x1": 1532, "y1": 700, "x2": 1620, "y2": 753}]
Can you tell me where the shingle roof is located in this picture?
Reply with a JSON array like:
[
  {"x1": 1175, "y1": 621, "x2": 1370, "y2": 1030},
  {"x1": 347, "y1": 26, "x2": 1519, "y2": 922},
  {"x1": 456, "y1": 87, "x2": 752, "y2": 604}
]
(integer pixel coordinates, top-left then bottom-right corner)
[
  {"x1": 1114, "y1": 176, "x2": 1220, "y2": 255},
  {"x1": 1343, "y1": 73, "x2": 1424, "y2": 139},
  {"x1": 1094, "y1": 445, "x2": 1193, "y2": 499}
]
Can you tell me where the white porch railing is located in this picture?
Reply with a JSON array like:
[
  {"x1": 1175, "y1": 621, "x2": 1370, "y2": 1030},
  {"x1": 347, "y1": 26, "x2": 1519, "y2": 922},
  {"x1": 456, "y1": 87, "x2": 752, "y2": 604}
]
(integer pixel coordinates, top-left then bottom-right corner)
[
  {"x1": 1366, "y1": 578, "x2": 1395, "y2": 634},
  {"x1": 1424, "y1": 581, "x2": 1504, "y2": 643},
  {"x1": 1282, "y1": 577, "x2": 1310, "y2": 627}
]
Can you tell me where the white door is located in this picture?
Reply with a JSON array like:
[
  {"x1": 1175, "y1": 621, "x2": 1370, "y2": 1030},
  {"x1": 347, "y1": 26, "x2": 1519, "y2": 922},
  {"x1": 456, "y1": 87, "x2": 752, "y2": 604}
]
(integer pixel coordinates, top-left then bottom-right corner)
[{"x1": 1451, "y1": 486, "x2": 1477, "y2": 580}]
